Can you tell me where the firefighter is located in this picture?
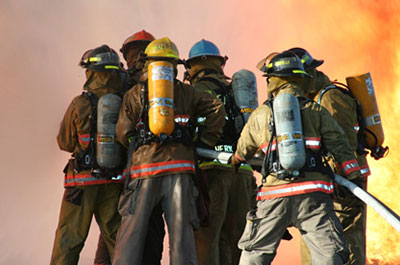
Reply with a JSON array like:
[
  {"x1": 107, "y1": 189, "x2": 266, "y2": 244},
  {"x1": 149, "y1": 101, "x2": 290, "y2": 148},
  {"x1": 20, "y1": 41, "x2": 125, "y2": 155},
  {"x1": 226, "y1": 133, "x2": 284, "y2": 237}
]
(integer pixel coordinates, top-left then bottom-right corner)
[
  {"x1": 120, "y1": 29, "x2": 156, "y2": 89},
  {"x1": 93, "y1": 29, "x2": 166, "y2": 265},
  {"x1": 230, "y1": 51, "x2": 361, "y2": 265},
  {"x1": 112, "y1": 37, "x2": 226, "y2": 265},
  {"x1": 51, "y1": 45, "x2": 125, "y2": 265},
  {"x1": 184, "y1": 39, "x2": 257, "y2": 265},
  {"x1": 288, "y1": 47, "x2": 370, "y2": 265}
]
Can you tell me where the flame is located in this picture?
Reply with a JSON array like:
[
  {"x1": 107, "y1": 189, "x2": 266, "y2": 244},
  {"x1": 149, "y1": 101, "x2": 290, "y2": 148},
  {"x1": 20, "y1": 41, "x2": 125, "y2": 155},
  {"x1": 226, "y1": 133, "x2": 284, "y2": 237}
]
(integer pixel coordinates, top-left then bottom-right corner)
[{"x1": 366, "y1": 51, "x2": 400, "y2": 264}]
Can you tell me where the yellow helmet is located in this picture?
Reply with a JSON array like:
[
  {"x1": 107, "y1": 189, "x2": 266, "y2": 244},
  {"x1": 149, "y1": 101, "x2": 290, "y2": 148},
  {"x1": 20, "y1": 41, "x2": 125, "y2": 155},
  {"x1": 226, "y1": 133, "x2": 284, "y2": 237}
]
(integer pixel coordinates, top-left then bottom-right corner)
[{"x1": 145, "y1": 37, "x2": 180, "y2": 60}]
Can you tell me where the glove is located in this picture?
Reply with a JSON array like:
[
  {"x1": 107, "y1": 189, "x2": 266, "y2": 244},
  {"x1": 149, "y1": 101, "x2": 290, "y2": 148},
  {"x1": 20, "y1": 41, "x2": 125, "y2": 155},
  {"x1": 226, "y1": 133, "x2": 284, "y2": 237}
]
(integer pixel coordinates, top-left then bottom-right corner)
[{"x1": 229, "y1": 155, "x2": 242, "y2": 174}]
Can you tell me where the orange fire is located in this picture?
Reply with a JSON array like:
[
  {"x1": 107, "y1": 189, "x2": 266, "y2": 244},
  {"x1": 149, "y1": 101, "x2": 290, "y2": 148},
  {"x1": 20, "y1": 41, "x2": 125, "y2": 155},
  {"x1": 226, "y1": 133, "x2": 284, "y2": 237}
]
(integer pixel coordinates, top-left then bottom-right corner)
[
  {"x1": 359, "y1": 2, "x2": 400, "y2": 264},
  {"x1": 366, "y1": 63, "x2": 400, "y2": 263}
]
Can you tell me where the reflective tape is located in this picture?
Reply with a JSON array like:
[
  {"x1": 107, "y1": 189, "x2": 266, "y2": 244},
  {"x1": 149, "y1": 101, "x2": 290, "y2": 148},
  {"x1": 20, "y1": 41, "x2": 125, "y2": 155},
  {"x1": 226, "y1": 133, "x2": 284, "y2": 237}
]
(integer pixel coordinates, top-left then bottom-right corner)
[
  {"x1": 305, "y1": 137, "x2": 321, "y2": 150},
  {"x1": 78, "y1": 133, "x2": 90, "y2": 144},
  {"x1": 260, "y1": 141, "x2": 277, "y2": 153},
  {"x1": 360, "y1": 164, "x2": 371, "y2": 178},
  {"x1": 341, "y1": 159, "x2": 361, "y2": 175},
  {"x1": 64, "y1": 173, "x2": 123, "y2": 187},
  {"x1": 104, "y1": 65, "x2": 119, "y2": 70},
  {"x1": 175, "y1": 114, "x2": 190, "y2": 126},
  {"x1": 354, "y1": 123, "x2": 360, "y2": 133},
  {"x1": 129, "y1": 160, "x2": 196, "y2": 178},
  {"x1": 257, "y1": 181, "x2": 334, "y2": 200}
]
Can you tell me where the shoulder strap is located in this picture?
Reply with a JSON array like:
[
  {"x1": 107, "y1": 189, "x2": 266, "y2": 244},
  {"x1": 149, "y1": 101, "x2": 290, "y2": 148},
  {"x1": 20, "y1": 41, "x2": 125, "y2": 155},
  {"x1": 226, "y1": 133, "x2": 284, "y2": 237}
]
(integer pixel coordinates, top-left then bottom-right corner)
[
  {"x1": 261, "y1": 99, "x2": 276, "y2": 182},
  {"x1": 72, "y1": 92, "x2": 99, "y2": 171}
]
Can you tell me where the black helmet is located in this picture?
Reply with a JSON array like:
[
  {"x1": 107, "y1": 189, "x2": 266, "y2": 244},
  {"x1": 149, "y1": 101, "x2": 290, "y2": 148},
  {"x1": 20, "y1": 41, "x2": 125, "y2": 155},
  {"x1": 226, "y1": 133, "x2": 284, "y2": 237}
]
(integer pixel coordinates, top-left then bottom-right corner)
[
  {"x1": 265, "y1": 51, "x2": 311, "y2": 77},
  {"x1": 287, "y1": 47, "x2": 324, "y2": 71},
  {"x1": 79, "y1": 45, "x2": 120, "y2": 72}
]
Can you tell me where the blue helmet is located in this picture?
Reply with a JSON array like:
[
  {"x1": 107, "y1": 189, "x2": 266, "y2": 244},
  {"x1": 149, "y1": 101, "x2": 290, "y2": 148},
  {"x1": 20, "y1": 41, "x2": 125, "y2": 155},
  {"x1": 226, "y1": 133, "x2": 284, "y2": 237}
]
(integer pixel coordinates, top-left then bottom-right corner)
[{"x1": 187, "y1": 39, "x2": 225, "y2": 63}]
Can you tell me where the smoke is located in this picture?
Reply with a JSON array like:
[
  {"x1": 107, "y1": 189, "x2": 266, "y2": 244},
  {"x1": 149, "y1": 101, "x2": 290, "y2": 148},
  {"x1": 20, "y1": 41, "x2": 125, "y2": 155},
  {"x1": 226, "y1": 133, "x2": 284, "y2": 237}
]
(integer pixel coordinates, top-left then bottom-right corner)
[{"x1": 1, "y1": 0, "x2": 399, "y2": 264}]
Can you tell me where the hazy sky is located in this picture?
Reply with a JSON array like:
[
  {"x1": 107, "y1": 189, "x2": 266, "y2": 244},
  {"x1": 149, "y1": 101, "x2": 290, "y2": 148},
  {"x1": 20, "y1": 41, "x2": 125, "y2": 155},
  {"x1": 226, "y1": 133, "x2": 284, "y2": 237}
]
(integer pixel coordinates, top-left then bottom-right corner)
[{"x1": 1, "y1": 1, "x2": 400, "y2": 264}]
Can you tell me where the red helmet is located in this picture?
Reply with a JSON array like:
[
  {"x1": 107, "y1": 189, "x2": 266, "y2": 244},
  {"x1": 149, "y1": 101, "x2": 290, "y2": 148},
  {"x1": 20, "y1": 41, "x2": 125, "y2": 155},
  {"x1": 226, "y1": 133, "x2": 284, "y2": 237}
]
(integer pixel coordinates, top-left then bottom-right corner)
[{"x1": 120, "y1": 30, "x2": 155, "y2": 55}]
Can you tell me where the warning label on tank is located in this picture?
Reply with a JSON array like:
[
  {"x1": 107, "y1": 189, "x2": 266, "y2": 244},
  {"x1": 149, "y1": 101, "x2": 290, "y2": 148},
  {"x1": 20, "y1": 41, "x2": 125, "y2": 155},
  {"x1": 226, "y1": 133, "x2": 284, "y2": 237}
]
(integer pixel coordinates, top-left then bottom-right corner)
[
  {"x1": 152, "y1": 65, "x2": 173, "y2": 82},
  {"x1": 366, "y1": 76, "x2": 375, "y2": 95}
]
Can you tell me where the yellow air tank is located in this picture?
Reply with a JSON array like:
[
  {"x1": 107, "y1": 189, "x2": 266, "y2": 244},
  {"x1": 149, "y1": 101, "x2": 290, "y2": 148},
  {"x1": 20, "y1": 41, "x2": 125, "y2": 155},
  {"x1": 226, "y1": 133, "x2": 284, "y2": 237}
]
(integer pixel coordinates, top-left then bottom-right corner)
[
  {"x1": 148, "y1": 60, "x2": 175, "y2": 137},
  {"x1": 346, "y1": 72, "x2": 384, "y2": 149}
]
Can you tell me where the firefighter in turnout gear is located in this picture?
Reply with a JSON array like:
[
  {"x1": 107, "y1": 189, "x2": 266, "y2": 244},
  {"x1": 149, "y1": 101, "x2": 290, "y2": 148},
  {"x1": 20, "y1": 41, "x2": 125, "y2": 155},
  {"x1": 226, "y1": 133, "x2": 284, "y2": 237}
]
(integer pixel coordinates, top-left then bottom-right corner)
[
  {"x1": 289, "y1": 47, "x2": 370, "y2": 265},
  {"x1": 231, "y1": 51, "x2": 362, "y2": 265},
  {"x1": 51, "y1": 45, "x2": 125, "y2": 265},
  {"x1": 120, "y1": 30, "x2": 156, "y2": 90},
  {"x1": 184, "y1": 39, "x2": 257, "y2": 265},
  {"x1": 93, "y1": 30, "x2": 164, "y2": 265},
  {"x1": 112, "y1": 37, "x2": 226, "y2": 265}
]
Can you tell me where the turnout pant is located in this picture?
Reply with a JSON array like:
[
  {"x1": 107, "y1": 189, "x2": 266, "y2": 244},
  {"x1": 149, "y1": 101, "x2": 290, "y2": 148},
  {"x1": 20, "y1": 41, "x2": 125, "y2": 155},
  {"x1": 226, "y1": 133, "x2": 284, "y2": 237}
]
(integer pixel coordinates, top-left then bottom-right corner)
[
  {"x1": 94, "y1": 203, "x2": 165, "y2": 265},
  {"x1": 112, "y1": 173, "x2": 199, "y2": 265},
  {"x1": 195, "y1": 169, "x2": 256, "y2": 265},
  {"x1": 301, "y1": 180, "x2": 367, "y2": 265},
  {"x1": 238, "y1": 192, "x2": 349, "y2": 265},
  {"x1": 50, "y1": 183, "x2": 122, "y2": 265}
]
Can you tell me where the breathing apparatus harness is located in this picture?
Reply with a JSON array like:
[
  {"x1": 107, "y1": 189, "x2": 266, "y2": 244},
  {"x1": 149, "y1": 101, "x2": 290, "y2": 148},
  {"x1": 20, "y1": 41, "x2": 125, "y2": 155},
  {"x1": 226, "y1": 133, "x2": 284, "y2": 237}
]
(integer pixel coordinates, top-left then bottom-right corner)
[
  {"x1": 130, "y1": 81, "x2": 193, "y2": 152},
  {"x1": 190, "y1": 69, "x2": 244, "y2": 153},
  {"x1": 70, "y1": 91, "x2": 124, "y2": 179},
  {"x1": 317, "y1": 82, "x2": 388, "y2": 159},
  {"x1": 260, "y1": 96, "x2": 333, "y2": 183}
]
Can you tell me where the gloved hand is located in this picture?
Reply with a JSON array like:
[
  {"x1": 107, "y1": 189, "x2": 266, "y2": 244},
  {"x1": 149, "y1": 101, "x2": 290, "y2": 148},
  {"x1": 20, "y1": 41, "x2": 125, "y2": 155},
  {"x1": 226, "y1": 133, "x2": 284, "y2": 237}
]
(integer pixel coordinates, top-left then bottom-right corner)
[{"x1": 229, "y1": 155, "x2": 242, "y2": 174}]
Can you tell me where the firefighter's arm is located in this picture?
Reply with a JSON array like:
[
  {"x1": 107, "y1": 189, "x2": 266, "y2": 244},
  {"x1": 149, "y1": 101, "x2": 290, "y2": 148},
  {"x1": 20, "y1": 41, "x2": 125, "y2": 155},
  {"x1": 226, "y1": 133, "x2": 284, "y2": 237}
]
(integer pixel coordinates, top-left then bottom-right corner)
[
  {"x1": 116, "y1": 87, "x2": 140, "y2": 148},
  {"x1": 192, "y1": 88, "x2": 226, "y2": 146},
  {"x1": 319, "y1": 107, "x2": 361, "y2": 180},
  {"x1": 57, "y1": 99, "x2": 78, "y2": 153},
  {"x1": 235, "y1": 106, "x2": 269, "y2": 162}
]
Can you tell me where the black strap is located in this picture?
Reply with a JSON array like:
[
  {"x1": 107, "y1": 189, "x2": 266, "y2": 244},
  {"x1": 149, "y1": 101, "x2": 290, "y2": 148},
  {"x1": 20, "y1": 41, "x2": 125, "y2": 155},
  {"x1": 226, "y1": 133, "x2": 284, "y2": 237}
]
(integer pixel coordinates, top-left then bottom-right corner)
[
  {"x1": 261, "y1": 99, "x2": 276, "y2": 183},
  {"x1": 73, "y1": 92, "x2": 98, "y2": 172},
  {"x1": 124, "y1": 138, "x2": 136, "y2": 190},
  {"x1": 196, "y1": 76, "x2": 242, "y2": 149}
]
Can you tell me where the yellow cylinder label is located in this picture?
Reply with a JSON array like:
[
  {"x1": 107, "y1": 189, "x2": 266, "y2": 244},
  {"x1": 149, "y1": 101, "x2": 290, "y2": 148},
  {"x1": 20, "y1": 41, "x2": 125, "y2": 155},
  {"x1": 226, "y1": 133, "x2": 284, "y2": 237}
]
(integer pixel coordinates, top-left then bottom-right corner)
[{"x1": 148, "y1": 61, "x2": 175, "y2": 136}]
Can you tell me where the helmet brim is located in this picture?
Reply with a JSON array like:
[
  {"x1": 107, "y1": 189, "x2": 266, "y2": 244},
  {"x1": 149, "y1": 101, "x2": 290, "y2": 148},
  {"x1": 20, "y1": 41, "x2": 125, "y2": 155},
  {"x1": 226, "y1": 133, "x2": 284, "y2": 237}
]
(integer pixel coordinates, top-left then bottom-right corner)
[{"x1": 304, "y1": 59, "x2": 324, "y2": 71}]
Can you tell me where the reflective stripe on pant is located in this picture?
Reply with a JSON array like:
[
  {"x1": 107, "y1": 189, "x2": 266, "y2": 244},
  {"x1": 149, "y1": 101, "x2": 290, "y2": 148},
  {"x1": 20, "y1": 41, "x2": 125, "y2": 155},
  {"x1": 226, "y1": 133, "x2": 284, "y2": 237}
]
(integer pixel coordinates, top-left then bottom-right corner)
[
  {"x1": 195, "y1": 169, "x2": 255, "y2": 265},
  {"x1": 50, "y1": 183, "x2": 122, "y2": 265},
  {"x1": 238, "y1": 192, "x2": 349, "y2": 265},
  {"x1": 300, "y1": 181, "x2": 367, "y2": 265},
  {"x1": 112, "y1": 173, "x2": 199, "y2": 265}
]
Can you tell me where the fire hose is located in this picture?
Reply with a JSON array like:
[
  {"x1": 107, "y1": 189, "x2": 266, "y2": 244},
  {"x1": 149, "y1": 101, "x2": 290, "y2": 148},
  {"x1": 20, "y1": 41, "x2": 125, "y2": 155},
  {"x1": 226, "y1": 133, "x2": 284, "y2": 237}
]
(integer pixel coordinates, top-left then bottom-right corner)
[{"x1": 196, "y1": 147, "x2": 400, "y2": 233}]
